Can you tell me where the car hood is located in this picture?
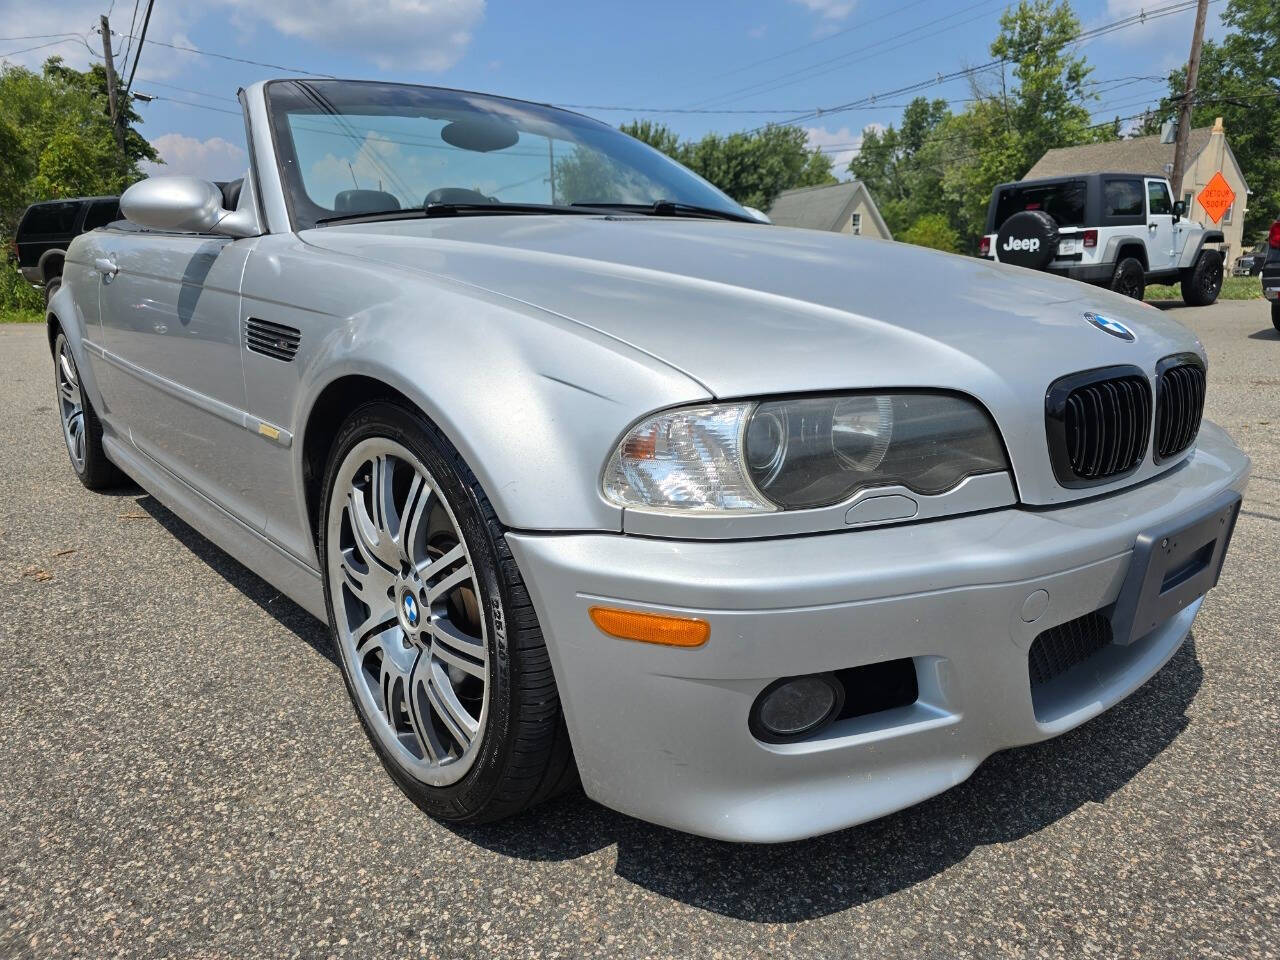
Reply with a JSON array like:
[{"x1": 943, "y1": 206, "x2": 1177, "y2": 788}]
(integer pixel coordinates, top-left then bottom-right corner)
[{"x1": 300, "y1": 216, "x2": 1207, "y2": 505}]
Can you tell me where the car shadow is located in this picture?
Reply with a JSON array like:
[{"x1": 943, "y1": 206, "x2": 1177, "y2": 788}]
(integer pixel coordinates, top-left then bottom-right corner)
[
  {"x1": 1247, "y1": 327, "x2": 1278, "y2": 341},
  {"x1": 135, "y1": 493, "x2": 338, "y2": 667},
  {"x1": 452, "y1": 640, "x2": 1202, "y2": 921},
  {"x1": 133, "y1": 490, "x2": 1203, "y2": 923},
  {"x1": 1146, "y1": 300, "x2": 1183, "y2": 311}
]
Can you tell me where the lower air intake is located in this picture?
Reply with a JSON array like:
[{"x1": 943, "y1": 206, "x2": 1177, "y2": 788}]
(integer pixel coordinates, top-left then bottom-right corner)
[{"x1": 1028, "y1": 611, "x2": 1113, "y2": 687}]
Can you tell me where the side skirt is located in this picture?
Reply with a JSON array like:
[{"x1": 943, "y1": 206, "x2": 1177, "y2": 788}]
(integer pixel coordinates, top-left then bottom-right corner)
[{"x1": 103, "y1": 434, "x2": 328, "y2": 620}]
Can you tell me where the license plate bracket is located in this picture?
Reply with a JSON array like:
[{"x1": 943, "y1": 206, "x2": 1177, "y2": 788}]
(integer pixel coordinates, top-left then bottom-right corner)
[{"x1": 1110, "y1": 489, "x2": 1241, "y2": 645}]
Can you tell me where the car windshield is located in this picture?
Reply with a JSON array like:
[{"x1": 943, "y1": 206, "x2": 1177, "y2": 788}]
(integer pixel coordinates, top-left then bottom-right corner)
[{"x1": 265, "y1": 80, "x2": 748, "y2": 229}]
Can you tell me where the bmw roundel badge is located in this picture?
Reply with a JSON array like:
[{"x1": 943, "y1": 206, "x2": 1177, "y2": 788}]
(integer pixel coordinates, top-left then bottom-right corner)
[
  {"x1": 1082, "y1": 311, "x2": 1135, "y2": 342},
  {"x1": 403, "y1": 593, "x2": 420, "y2": 627}
]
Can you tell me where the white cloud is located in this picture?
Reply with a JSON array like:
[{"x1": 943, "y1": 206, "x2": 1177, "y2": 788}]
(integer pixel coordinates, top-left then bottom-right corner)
[
  {"x1": 1098, "y1": 0, "x2": 1228, "y2": 50},
  {"x1": 790, "y1": 0, "x2": 855, "y2": 21},
  {"x1": 805, "y1": 123, "x2": 882, "y2": 175},
  {"x1": 221, "y1": 0, "x2": 486, "y2": 71},
  {"x1": 0, "y1": 1, "x2": 102, "y2": 70},
  {"x1": 143, "y1": 133, "x2": 248, "y2": 181},
  {"x1": 748, "y1": 25, "x2": 767, "y2": 39}
]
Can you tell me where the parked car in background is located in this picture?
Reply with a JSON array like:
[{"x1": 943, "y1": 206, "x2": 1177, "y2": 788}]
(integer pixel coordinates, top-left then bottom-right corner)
[
  {"x1": 46, "y1": 79, "x2": 1249, "y2": 842},
  {"x1": 979, "y1": 173, "x2": 1224, "y2": 305},
  {"x1": 1262, "y1": 220, "x2": 1280, "y2": 332},
  {"x1": 13, "y1": 196, "x2": 120, "y2": 303},
  {"x1": 1233, "y1": 239, "x2": 1269, "y2": 276}
]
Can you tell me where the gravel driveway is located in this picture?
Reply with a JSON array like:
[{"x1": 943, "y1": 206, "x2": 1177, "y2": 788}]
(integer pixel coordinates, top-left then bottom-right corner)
[{"x1": 1, "y1": 300, "x2": 1277, "y2": 959}]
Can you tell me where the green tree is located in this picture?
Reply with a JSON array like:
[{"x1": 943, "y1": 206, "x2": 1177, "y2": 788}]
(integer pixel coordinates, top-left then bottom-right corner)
[
  {"x1": 900, "y1": 213, "x2": 962, "y2": 252},
  {"x1": 848, "y1": 2, "x2": 1114, "y2": 248},
  {"x1": 849, "y1": 98, "x2": 953, "y2": 236},
  {"x1": 620, "y1": 120, "x2": 836, "y2": 211},
  {"x1": 0, "y1": 57, "x2": 158, "y2": 315},
  {"x1": 1143, "y1": 0, "x2": 1278, "y2": 237},
  {"x1": 0, "y1": 57, "x2": 158, "y2": 237}
]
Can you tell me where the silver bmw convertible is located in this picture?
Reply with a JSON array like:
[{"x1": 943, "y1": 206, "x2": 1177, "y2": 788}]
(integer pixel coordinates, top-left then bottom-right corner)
[{"x1": 48, "y1": 79, "x2": 1249, "y2": 842}]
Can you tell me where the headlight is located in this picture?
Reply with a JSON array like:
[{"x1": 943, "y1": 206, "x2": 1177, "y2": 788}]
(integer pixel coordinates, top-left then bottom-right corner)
[{"x1": 603, "y1": 392, "x2": 1008, "y2": 513}]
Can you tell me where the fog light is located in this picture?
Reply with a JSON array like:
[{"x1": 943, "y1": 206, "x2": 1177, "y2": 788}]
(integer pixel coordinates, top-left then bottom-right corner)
[{"x1": 750, "y1": 674, "x2": 843, "y2": 742}]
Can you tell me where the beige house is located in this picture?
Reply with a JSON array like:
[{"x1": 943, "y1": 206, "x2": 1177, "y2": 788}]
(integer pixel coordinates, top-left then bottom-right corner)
[
  {"x1": 1025, "y1": 119, "x2": 1251, "y2": 260},
  {"x1": 766, "y1": 181, "x2": 892, "y2": 240}
]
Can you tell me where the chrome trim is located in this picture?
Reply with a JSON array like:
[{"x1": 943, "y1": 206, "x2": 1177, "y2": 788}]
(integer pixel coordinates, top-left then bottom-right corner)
[
  {"x1": 85, "y1": 337, "x2": 293, "y2": 447},
  {"x1": 620, "y1": 471, "x2": 1016, "y2": 539}
]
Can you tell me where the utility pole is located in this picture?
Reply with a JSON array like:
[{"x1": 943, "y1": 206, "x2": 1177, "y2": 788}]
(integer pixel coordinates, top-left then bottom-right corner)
[
  {"x1": 99, "y1": 15, "x2": 126, "y2": 154},
  {"x1": 1169, "y1": 0, "x2": 1209, "y2": 200}
]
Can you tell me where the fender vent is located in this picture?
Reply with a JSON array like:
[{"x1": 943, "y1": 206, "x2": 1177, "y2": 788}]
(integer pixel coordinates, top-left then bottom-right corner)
[
  {"x1": 246, "y1": 318, "x2": 301, "y2": 362},
  {"x1": 1154, "y1": 357, "x2": 1206, "y2": 462}
]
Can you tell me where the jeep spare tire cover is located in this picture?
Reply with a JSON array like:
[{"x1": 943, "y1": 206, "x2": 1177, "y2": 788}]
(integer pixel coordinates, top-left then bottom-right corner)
[{"x1": 995, "y1": 210, "x2": 1059, "y2": 269}]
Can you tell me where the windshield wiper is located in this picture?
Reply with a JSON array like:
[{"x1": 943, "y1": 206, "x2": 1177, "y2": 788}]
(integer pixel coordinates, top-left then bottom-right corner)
[
  {"x1": 570, "y1": 200, "x2": 759, "y2": 224},
  {"x1": 315, "y1": 202, "x2": 602, "y2": 227}
]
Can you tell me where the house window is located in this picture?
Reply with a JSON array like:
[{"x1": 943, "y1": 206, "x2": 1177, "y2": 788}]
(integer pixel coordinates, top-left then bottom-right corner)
[
  {"x1": 850, "y1": 212, "x2": 862, "y2": 235},
  {"x1": 1223, "y1": 202, "x2": 1233, "y2": 224}
]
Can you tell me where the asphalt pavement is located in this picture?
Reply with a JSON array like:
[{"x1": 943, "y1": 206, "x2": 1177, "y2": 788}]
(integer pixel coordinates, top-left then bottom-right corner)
[{"x1": 1, "y1": 299, "x2": 1277, "y2": 959}]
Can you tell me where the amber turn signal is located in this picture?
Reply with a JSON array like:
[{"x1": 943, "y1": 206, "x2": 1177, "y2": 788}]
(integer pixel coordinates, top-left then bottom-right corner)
[{"x1": 588, "y1": 606, "x2": 710, "y2": 647}]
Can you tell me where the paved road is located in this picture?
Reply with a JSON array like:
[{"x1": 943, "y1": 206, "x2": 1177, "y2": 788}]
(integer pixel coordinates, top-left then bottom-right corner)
[{"x1": 1, "y1": 301, "x2": 1277, "y2": 959}]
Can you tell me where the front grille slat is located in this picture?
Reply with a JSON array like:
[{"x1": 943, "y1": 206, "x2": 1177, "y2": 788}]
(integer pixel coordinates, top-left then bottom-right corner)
[
  {"x1": 1154, "y1": 359, "x2": 1205, "y2": 462},
  {"x1": 1048, "y1": 369, "x2": 1151, "y2": 485}
]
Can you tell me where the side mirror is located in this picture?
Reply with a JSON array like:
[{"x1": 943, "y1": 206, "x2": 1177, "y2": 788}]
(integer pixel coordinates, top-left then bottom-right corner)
[
  {"x1": 120, "y1": 176, "x2": 257, "y2": 238},
  {"x1": 1173, "y1": 200, "x2": 1186, "y2": 220}
]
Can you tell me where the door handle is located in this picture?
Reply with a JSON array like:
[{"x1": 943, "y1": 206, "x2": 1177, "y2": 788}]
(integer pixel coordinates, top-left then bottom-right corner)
[
  {"x1": 1148, "y1": 223, "x2": 1158, "y2": 232},
  {"x1": 93, "y1": 256, "x2": 118, "y2": 281}
]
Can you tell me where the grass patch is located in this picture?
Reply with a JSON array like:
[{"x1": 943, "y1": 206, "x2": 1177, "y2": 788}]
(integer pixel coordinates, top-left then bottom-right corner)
[
  {"x1": 0, "y1": 307, "x2": 41, "y2": 324},
  {"x1": 1145, "y1": 275, "x2": 1263, "y2": 303}
]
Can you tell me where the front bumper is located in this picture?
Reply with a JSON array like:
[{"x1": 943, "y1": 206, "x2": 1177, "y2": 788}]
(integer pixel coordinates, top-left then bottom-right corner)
[{"x1": 507, "y1": 423, "x2": 1249, "y2": 842}]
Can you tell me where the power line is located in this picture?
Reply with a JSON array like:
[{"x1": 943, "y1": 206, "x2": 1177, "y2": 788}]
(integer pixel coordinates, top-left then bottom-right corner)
[
  {"x1": 135, "y1": 78, "x2": 238, "y2": 102},
  {"x1": 120, "y1": 34, "x2": 338, "y2": 78},
  {"x1": 556, "y1": 74, "x2": 1167, "y2": 119},
  {"x1": 122, "y1": 0, "x2": 154, "y2": 94},
  {"x1": 689, "y1": 0, "x2": 1004, "y2": 109},
  {"x1": 142, "y1": 94, "x2": 243, "y2": 116},
  {"x1": 766, "y1": 0, "x2": 1217, "y2": 130},
  {"x1": 118, "y1": 0, "x2": 142, "y2": 80},
  {"x1": 0, "y1": 34, "x2": 97, "y2": 60}
]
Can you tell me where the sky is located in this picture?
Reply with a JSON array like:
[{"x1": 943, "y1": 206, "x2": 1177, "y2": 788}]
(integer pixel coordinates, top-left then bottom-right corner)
[{"x1": 0, "y1": 0, "x2": 1232, "y2": 183}]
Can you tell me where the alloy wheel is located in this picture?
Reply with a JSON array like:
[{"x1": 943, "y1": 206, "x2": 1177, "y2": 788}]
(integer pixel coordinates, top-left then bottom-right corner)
[
  {"x1": 56, "y1": 338, "x2": 86, "y2": 472},
  {"x1": 326, "y1": 437, "x2": 489, "y2": 786}
]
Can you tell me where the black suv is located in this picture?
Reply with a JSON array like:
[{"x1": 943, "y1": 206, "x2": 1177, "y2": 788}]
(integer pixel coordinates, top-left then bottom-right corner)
[
  {"x1": 979, "y1": 172, "x2": 1225, "y2": 305},
  {"x1": 12, "y1": 196, "x2": 120, "y2": 303}
]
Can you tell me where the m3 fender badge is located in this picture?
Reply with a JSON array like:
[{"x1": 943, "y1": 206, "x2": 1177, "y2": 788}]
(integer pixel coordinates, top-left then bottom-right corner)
[{"x1": 1083, "y1": 311, "x2": 1136, "y2": 341}]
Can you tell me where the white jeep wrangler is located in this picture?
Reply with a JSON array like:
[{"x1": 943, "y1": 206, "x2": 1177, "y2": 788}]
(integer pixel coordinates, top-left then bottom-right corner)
[{"x1": 980, "y1": 172, "x2": 1225, "y2": 305}]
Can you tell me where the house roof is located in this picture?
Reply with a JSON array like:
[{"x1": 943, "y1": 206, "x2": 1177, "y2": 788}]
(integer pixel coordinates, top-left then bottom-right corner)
[
  {"x1": 1023, "y1": 127, "x2": 1215, "y2": 180},
  {"x1": 765, "y1": 180, "x2": 891, "y2": 238}
]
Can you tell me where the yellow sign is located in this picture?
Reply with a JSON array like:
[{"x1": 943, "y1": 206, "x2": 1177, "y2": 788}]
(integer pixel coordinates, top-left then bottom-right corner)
[{"x1": 1197, "y1": 172, "x2": 1235, "y2": 224}]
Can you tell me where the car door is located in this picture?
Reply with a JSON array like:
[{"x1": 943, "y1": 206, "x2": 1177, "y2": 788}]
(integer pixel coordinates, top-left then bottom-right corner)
[
  {"x1": 95, "y1": 226, "x2": 265, "y2": 530},
  {"x1": 1144, "y1": 178, "x2": 1177, "y2": 271}
]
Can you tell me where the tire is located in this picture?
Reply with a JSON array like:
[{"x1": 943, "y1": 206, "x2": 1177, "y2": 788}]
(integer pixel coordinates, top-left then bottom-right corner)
[
  {"x1": 1181, "y1": 250, "x2": 1223, "y2": 306},
  {"x1": 43, "y1": 276, "x2": 61, "y2": 306},
  {"x1": 994, "y1": 210, "x2": 1059, "y2": 270},
  {"x1": 1272, "y1": 300, "x2": 1280, "y2": 334},
  {"x1": 1110, "y1": 257, "x2": 1145, "y2": 300},
  {"x1": 319, "y1": 400, "x2": 576, "y2": 824},
  {"x1": 52, "y1": 331, "x2": 124, "y2": 490}
]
